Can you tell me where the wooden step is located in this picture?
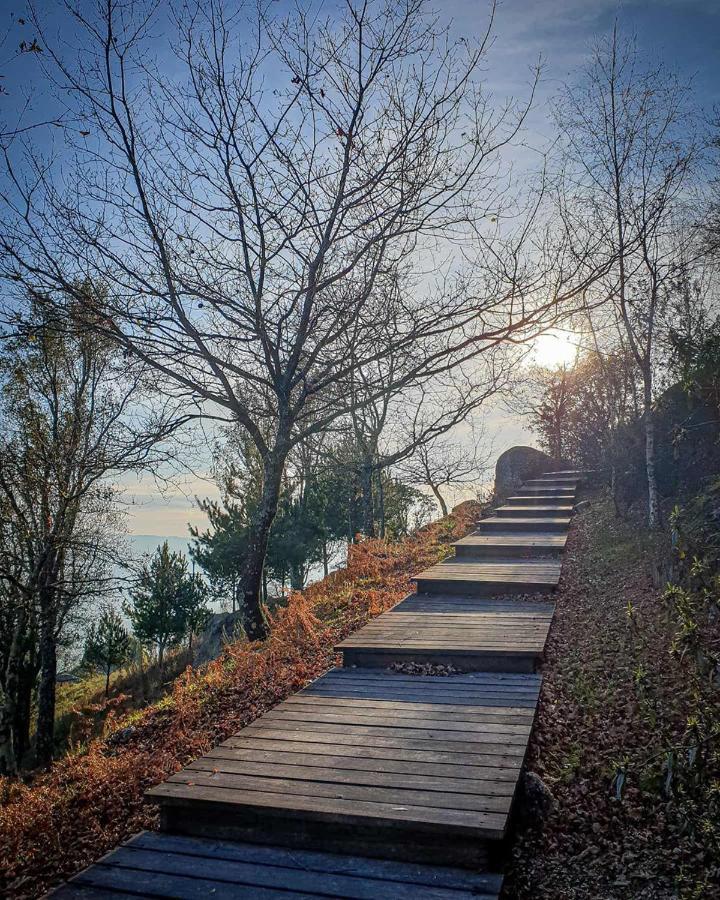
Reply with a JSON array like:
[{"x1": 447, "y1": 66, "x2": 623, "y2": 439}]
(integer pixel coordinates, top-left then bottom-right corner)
[
  {"x1": 496, "y1": 505, "x2": 573, "y2": 518},
  {"x1": 337, "y1": 597, "x2": 555, "y2": 673},
  {"x1": 50, "y1": 830, "x2": 503, "y2": 899},
  {"x1": 524, "y1": 478, "x2": 578, "y2": 487},
  {"x1": 147, "y1": 668, "x2": 542, "y2": 869},
  {"x1": 453, "y1": 532, "x2": 568, "y2": 559},
  {"x1": 515, "y1": 486, "x2": 575, "y2": 495},
  {"x1": 475, "y1": 516, "x2": 571, "y2": 534},
  {"x1": 413, "y1": 560, "x2": 561, "y2": 596},
  {"x1": 506, "y1": 495, "x2": 574, "y2": 506}
]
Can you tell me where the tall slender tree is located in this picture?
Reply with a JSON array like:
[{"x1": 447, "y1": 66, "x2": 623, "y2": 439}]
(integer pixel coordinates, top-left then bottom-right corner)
[
  {"x1": 555, "y1": 27, "x2": 698, "y2": 526},
  {"x1": 0, "y1": 294, "x2": 183, "y2": 770}
]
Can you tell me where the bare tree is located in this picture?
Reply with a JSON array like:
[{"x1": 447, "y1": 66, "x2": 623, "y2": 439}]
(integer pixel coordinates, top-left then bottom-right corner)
[
  {"x1": 399, "y1": 432, "x2": 489, "y2": 517},
  {"x1": 0, "y1": 295, "x2": 184, "y2": 771},
  {"x1": 555, "y1": 26, "x2": 698, "y2": 527},
  {"x1": 348, "y1": 348, "x2": 510, "y2": 532},
  {"x1": 0, "y1": 0, "x2": 556, "y2": 638}
]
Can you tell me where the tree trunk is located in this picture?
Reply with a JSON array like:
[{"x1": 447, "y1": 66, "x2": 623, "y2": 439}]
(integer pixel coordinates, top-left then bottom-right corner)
[
  {"x1": 322, "y1": 538, "x2": 329, "y2": 578},
  {"x1": 0, "y1": 608, "x2": 26, "y2": 776},
  {"x1": 359, "y1": 462, "x2": 375, "y2": 537},
  {"x1": 290, "y1": 565, "x2": 304, "y2": 591},
  {"x1": 105, "y1": 664, "x2": 111, "y2": 698},
  {"x1": 238, "y1": 442, "x2": 289, "y2": 641},
  {"x1": 430, "y1": 483, "x2": 449, "y2": 518},
  {"x1": 14, "y1": 664, "x2": 34, "y2": 767},
  {"x1": 35, "y1": 590, "x2": 57, "y2": 770},
  {"x1": 158, "y1": 641, "x2": 165, "y2": 670},
  {"x1": 0, "y1": 685, "x2": 17, "y2": 776},
  {"x1": 377, "y1": 470, "x2": 386, "y2": 538},
  {"x1": 610, "y1": 459, "x2": 622, "y2": 518},
  {"x1": 644, "y1": 403, "x2": 660, "y2": 529}
]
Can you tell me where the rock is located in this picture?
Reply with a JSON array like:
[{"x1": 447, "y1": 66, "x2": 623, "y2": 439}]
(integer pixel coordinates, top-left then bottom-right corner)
[
  {"x1": 494, "y1": 446, "x2": 565, "y2": 499},
  {"x1": 518, "y1": 771, "x2": 556, "y2": 825},
  {"x1": 106, "y1": 725, "x2": 138, "y2": 746},
  {"x1": 193, "y1": 610, "x2": 246, "y2": 667}
]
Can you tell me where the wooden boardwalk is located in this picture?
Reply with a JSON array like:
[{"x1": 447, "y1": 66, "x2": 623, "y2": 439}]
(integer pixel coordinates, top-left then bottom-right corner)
[
  {"x1": 52, "y1": 832, "x2": 504, "y2": 899},
  {"x1": 52, "y1": 469, "x2": 582, "y2": 898},
  {"x1": 338, "y1": 597, "x2": 555, "y2": 671}
]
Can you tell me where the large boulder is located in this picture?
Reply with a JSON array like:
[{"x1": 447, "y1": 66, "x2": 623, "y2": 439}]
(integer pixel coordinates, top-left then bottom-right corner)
[
  {"x1": 192, "y1": 610, "x2": 245, "y2": 667},
  {"x1": 494, "y1": 446, "x2": 556, "y2": 499}
]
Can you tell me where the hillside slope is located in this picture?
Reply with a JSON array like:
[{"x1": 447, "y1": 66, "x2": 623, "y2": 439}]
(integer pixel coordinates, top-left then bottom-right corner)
[
  {"x1": 506, "y1": 494, "x2": 720, "y2": 899},
  {"x1": 0, "y1": 503, "x2": 479, "y2": 900}
]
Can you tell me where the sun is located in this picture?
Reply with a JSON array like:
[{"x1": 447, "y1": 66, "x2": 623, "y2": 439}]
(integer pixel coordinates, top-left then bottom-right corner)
[{"x1": 529, "y1": 330, "x2": 579, "y2": 369}]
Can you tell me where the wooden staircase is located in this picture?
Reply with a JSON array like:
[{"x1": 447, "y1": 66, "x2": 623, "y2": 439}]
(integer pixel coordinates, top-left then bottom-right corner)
[{"x1": 52, "y1": 469, "x2": 583, "y2": 899}]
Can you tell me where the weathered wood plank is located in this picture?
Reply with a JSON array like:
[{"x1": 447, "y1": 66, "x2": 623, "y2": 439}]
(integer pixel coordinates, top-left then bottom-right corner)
[
  {"x1": 125, "y1": 831, "x2": 504, "y2": 893},
  {"x1": 473, "y1": 516, "x2": 571, "y2": 534},
  {"x1": 145, "y1": 667, "x2": 541, "y2": 857},
  {"x1": 219, "y1": 736, "x2": 528, "y2": 772},
  {"x1": 495, "y1": 505, "x2": 574, "y2": 517},
  {"x1": 150, "y1": 781, "x2": 509, "y2": 836}
]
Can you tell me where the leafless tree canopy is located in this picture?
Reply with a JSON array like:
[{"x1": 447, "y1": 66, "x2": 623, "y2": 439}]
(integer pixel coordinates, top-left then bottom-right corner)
[{"x1": 0, "y1": 0, "x2": 560, "y2": 635}]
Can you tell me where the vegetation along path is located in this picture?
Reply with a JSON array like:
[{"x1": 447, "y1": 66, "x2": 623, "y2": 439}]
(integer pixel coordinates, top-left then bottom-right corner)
[{"x1": 51, "y1": 470, "x2": 583, "y2": 898}]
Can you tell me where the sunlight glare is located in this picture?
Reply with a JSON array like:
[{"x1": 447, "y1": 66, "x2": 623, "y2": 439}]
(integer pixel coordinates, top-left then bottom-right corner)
[{"x1": 529, "y1": 330, "x2": 579, "y2": 369}]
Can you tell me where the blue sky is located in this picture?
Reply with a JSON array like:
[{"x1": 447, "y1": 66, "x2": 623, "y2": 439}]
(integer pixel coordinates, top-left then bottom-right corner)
[{"x1": 1, "y1": 0, "x2": 718, "y2": 540}]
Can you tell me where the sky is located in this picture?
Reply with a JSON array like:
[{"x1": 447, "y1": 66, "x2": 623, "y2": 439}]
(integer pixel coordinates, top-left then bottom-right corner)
[{"x1": 1, "y1": 0, "x2": 718, "y2": 543}]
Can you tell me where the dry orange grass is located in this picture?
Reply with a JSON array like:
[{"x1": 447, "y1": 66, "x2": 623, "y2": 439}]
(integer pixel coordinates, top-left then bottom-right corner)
[{"x1": 0, "y1": 502, "x2": 480, "y2": 899}]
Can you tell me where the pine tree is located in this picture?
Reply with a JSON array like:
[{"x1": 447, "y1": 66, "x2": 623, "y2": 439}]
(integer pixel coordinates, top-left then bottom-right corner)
[
  {"x1": 126, "y1": 543, "x2": 191, "y2": 668},
  {"x1": 82, "y1": 608, "x2": 132, "y2": 697},
  {"x1": 181, "y1": 573, "x2": 211, "y2": 659}
]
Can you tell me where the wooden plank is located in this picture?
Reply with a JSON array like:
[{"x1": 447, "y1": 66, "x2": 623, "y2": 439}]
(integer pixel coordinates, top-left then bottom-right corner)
[
  {"x1": 125, "y1": 832, "x2": 504, "y2": 894},
  {"x1": 453, "y1": 541, "x2": 566, "y2": 560},
  {"x1": 81, "y1": 844, "x2": 500, "y2": 900},
  {"x1": 149, "y1": 781, "x2": 509, "y2": 837},
  {"x1": 473, "y1": 516, "x2": 571, "y2": 534},
  {"x1": 393, "y1": 598, "x2": 555, "y2": 614},
  {"x1": 51, "y1": 885, "x2": 144, "y2": 899},
  {"x1": 506, "y1": 495, "x2": 575, "y2": 504},
  {"x1": 202, "y1": 746, "x2": 524, "y2": 780},
  {"x1": 219, "y1": 736, "x2": 528, "y2": 772},
  {"x1": 253, "y1": 709, "x2": 534, "y2": 739},
  {"x1": 146, "y1": 668, "x2": 540, "y2": 854},
  {"x1": 192, "y1": 758, "x2": 521, "y2": 794},
  {"x1": 244, "y1": 718, "x2": 530, "y2": 746},
  {"x1": 70, "y1": 863, "x2": 341, "y2": 900},
  {"x1": 495, "y1": 505, "x2": 573, "y2": 517},
  {"x1": 179, "y1": 759, "x2": 515, "y2": 804}
]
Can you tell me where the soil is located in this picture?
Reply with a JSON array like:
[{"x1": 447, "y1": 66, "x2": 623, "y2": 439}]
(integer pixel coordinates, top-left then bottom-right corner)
[{"x1": 504, "y1": 491, "x2": 720, "y2": 900}]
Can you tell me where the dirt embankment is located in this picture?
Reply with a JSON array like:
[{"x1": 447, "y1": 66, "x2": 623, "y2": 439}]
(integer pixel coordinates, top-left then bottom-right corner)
[{"x1": 506, "y1": 493, "x2": 720, "y2": 900}]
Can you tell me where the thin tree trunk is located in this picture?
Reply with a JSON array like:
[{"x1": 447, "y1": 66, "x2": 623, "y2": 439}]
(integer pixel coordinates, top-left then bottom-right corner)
[
  {"x1": 35, "y1": 589, "x2": 57, "y2": 770},
  {"x1": 644, "y1": 387, "x2": 660, "y2": 528},
  {"x1": 322, "y1": 538, "x2": 329, "y2": 578},
  {"x1": 0, "y1": 608, "x2": 26, "y2": 776},
  {"x1": 359, "y1": 462, "x2": 375, "y2": 537},
  {"x1": 430, "y1": 483, "x2": 449, "y2": 518},
  {"x1": 14, "y1": 665, "x2": 35, "y2": 767},
  {"x1": 377, "y1": 469, "x2": 386, "y2": 538},
  {"x1": 105, "y1": 664, "x2": 111, "y2": 698},
  {"x1": 238, "y1": 442, "x2": 289, "y2": 640},
  {"x1": 290, "y1": 565, "x2": 304, "y2": 591}
]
